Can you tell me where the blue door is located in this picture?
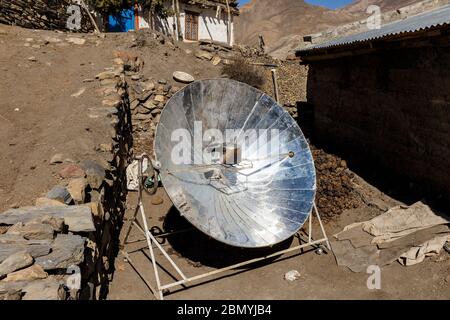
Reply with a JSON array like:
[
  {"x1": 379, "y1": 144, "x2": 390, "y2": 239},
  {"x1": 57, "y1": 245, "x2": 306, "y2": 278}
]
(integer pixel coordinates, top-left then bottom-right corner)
[{"x1": 108, "y1": 8, "x2": 135, "y2": 32}]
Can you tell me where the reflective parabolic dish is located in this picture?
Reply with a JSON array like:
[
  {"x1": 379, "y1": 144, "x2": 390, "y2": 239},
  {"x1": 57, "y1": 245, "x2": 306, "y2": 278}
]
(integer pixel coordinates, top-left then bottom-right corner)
[{"x1": 154, "y1": 79, "x2": 316, "y2": 248}]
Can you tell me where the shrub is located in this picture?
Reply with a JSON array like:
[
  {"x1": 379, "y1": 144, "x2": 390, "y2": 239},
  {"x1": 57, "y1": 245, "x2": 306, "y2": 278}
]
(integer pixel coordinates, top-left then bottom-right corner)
[{"x1": 221, "y1": 57, "x2": 265, "y2": 89}]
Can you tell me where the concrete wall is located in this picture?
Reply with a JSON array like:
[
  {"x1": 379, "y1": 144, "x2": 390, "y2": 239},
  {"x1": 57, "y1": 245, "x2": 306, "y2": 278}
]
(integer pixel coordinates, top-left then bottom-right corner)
[
  {"x1": 138, "y1": 3, "x2": 234, "y2": 44},
  {"x1": 306, "y1": 45, "x2": 450, "y2": 199}
]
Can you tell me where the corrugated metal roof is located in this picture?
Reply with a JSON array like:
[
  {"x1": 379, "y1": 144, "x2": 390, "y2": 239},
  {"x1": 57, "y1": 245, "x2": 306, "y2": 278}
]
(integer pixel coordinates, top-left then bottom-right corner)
[{"x1": 297, "y1": 4, "x2": 450, "y2": 53}]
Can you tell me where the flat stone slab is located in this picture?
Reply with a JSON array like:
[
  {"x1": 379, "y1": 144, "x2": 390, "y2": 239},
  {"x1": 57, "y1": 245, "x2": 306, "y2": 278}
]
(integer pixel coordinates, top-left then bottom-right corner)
[
  {"x1": 0, "y1": 242, "x2": 51, "y2": 264},
  {"x1": 0, "y1": 276, "x2": 66, "y2": 300},
  {"x1": 7, "y1": 222, "x2": 55, "y2": 240},
  {"x1": 35, "y1": 234, "x2": 86, "y2": 270},
  {"x1": 0, "y1": 205, "x2": 95, "y2": 233},
  {"x1": 173, "y1": 71, "x2": 195, "y2": 84},
  {"x1": 3, "y1": 264, "x2": 48, "y2": 282},
  {"x1": 0, "y1": 252, "x2": 34, "y2": 277}
]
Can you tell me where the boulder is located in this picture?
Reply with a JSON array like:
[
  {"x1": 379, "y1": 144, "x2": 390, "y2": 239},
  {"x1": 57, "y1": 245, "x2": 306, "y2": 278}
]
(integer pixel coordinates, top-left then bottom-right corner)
[
  {"x1": 195, "y1": 51, "x2": 213, "y2": 61},
  {"x1": 67, "y1": 37, "x2": 86, "y2": 45},
  {"x1": 0, "y1": 288, "x2": 22, "y2": 300},
  {"x1": 49, "y1": 154, "x2": 63, "y2": 164},
  {"x1": 142, "y1": 100, "x2": 157, "y2": 110},
  {"x1": 0, "y1": 234, "x2": 29, "y2": 245},
  {"x1": 3, "y1": 264, "x2": 48, "y2": 282},
  {"x1": 67, "y1": 178, "x2": 87, "y2": 204},
  {"x1": 59, "y1": 164, "x2": 86, "y2": 179},
  {"x1": 40, "y1": 215, "x2": 65, "y2": 233},
  {"x1": 0, "y1": 243, "x2": 51, "y2": 264},
  {"x1": 46, "y1": 186, "x2": 73, "y2": 205},
  {"x1": 0, "y1": 277, "x2": 66, "y2": 300},
  {"x1": 80, "y1": 160, "x2": 105, "y2": 190},
  {"x1": 95, "y1": 71, "x2": 116, "y2": 80},
  {"x1": 102, "y1": 98, "x2": 121, "y2": 108},
  {"x1": 173, "y1": 71, "x2": 195, "y2": 84},
  {"x1": 6, "y1": 222, "x2": 54, "y2": 241},
  {"x1": 71, "y1": 87, "x2": 86, "y2": 98},
  {"x1": 134, "y1": 113, "x2": 153, "y2": 121},
  {"x1": 143, "y1": 81, "x2": 155, "y2": 91},
  {"x1": 113, "y1": 58, "x2": 124, "y2": 65},
  {"x1": 136, "y1": 105, "x2": 151, "y2": 114},
  {"x1": 0, "y1": 252, "x2": 34, "y2": 277},
  {"x1": 211, "y1": 56, "x2": 221, "y2": 66},
  {"x1": 35, "y1": 198, "x2": 66, "y2": 207},
  {"x1": 154, "y1": 95, "x2": 165, "y2": 103},
  {"x1": 35, "y1": 234, "x2": 86, "y2": 270}
]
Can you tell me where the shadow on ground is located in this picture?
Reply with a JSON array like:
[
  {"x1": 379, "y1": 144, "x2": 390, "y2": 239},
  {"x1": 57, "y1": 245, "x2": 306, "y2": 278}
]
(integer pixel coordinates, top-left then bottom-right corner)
[{"x1": 150, "y1": 206, "x2": 295, "y2": 269}]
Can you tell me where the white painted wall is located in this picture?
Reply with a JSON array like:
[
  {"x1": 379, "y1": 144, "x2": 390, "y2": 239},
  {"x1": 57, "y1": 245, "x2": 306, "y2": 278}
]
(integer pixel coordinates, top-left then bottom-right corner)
[{"x1": 137, "y1": 2, "x2": 234, "y2": 45}]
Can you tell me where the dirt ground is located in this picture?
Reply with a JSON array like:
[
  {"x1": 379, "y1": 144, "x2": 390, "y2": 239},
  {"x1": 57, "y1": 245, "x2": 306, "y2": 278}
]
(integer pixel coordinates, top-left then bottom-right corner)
[
  {"x1": 1, "y1": 24, "x2": 449, "y2": 300},
  {"x1": 0, "y1": 25, "x2": 220, "y2": 213},
  {"x1": 108, "y1": 179, "x2": 450, "y2": 300}
]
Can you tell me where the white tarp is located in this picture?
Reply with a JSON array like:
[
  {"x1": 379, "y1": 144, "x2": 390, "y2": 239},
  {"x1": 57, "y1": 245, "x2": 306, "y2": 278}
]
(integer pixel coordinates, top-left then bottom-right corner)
[
  {"x1": 126, "y1": 158, "x2": 149, "y2": 191},
  {"x1": 332, "y1": 202, "x2": 450, "y2": 272}
]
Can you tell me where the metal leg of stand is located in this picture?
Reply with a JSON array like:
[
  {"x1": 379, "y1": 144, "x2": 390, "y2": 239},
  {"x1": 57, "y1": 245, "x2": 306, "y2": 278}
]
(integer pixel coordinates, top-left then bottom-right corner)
[
  {"x1": 314, "y1": 203, "x2": 331, "y2": 250},
  {"x1": 121, "y1": 155, "x2": 332, "y2": 300}
]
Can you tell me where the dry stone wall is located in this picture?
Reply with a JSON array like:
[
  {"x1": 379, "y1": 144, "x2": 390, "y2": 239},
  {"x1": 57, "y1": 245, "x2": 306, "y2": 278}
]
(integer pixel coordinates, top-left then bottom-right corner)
[
  {"x1": 0, "y1": 0, "x2": 94, "y2": 32},
  {"x1": 0, "y1": 60, "x2": 132, "y2": 300}
]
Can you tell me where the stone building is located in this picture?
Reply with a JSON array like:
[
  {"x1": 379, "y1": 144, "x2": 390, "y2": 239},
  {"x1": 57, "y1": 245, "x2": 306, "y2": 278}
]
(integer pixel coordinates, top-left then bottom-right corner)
[{"x1": 296, "y1": 5, "x2": 450, "y2": 200}]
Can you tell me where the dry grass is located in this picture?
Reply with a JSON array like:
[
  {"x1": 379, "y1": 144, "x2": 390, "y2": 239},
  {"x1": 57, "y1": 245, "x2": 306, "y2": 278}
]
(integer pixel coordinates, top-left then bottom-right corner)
[{"x1": 221, "y1": 57, "x2": 265, "y2": 89}]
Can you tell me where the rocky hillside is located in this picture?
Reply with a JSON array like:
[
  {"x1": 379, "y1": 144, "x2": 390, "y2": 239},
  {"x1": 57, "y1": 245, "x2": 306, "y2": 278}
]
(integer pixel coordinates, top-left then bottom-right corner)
[
  {"x1": 235, "y1": 0, "x2": 422, "y2": 58},
  {"x1": 235, "y1": 0, "x2": 355, "y2": 47},
  {"x1": 343, "y1": 0, "x2": 420, "y2": 13}
]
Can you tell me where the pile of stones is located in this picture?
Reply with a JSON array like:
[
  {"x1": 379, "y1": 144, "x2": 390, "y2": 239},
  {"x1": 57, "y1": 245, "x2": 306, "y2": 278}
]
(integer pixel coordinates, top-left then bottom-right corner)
[{"x1": 195, "y1": 39, "x2": 235, "y2": 66}]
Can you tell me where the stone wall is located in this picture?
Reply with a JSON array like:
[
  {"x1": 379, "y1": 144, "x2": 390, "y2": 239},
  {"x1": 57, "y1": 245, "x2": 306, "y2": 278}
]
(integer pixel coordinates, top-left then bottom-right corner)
[
  {"x1": 305, "y1": 44, "x2": 450, "y2": 200},
  {"x1": 0, "y1": 62, "x2": 132, "y2": 300},
  {"x1": 0, "y1": 0, "x2": 94, "y2": 32}
]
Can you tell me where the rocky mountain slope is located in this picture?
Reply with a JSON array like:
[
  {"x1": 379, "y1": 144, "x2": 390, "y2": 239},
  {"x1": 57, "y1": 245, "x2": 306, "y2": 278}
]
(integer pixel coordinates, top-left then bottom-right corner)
[{"x1": 235, "y1": 0, "x2": 422, "y2": 58}]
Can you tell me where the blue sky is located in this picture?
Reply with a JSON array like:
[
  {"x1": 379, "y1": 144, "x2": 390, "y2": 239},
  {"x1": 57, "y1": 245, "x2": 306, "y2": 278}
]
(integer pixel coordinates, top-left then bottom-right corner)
[{"x1": 238, "y1": 0, "x2": 353, "y2": 10}]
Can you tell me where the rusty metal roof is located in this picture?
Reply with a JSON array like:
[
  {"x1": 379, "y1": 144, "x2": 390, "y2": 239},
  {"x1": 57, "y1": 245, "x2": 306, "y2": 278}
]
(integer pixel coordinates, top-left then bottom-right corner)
[{"x1": 297, "y1": 4, "x2": 450, "y2": 53}]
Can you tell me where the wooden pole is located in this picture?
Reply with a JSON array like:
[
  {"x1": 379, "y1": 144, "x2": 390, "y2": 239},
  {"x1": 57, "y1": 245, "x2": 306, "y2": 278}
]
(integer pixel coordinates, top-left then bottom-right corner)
[
  {"x1": 79, "y1": 0, "x2": 101, "y2": 34},
  {"x1": 225, "y1": 0, "x2": 232, "y2": 46},
  {"x1": 250, "y1": 62, "x2": 279, "y2": 68},
  {"x1": 172, "y1": 0, "x2": 176, "y2": 38},
  {"x1": 175, "y1": 0, "x2": 182, "y2": 41},
  {"x1": 271, "y1": 69, "x2": 280, "y2": 104}
]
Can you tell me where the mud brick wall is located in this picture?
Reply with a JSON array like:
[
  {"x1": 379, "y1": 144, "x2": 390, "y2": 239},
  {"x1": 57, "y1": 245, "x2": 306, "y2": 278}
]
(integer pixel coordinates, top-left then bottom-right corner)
[
  {"x1": 0, "y1": 0, "x2": 94, "y2": 32},
  {"x1": 306, "y1": 45, "x2": 450, "y2": 199}
]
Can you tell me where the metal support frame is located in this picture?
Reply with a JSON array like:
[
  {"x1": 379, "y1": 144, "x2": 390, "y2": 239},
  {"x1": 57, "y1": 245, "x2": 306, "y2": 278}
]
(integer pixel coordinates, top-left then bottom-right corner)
[{"x1": 121, "y1": 156, "x2": 331, "y2": 300}]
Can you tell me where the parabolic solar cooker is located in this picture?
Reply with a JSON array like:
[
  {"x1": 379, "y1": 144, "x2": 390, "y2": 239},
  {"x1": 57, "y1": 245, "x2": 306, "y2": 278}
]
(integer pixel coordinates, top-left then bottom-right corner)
[{"x1": 154, "y1": 79, "x2": 316, "y2": 248}]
